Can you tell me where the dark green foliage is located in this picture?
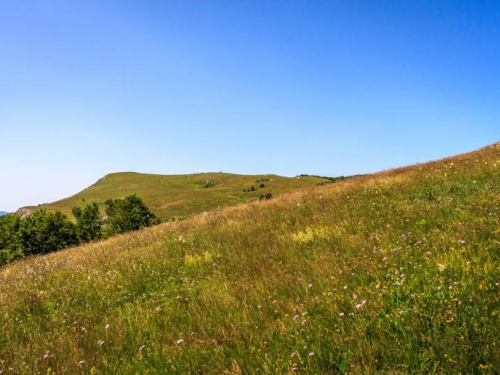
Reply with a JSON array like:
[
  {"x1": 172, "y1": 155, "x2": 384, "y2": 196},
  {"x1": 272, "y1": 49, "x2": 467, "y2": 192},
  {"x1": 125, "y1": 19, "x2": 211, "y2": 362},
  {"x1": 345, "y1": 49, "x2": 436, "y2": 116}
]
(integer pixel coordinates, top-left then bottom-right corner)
[
  {"x1": 259, "y1": 183, "x2": 266, "y2": 188},
  {"x1": 0, "y1": 214, "x2": 23, "y2": 266},
  {"x1": 72, "y1": 203, "x2": 103, "y2": 243},
  {"x1": 0, "y1": 197, "x2": 159, "y2": 267},
  {"x1": 104, "y1": 195, "x2": 158, "y2": 236},
  {"x1": 250, "y1": 186, "x2": 255, "y2": 192},
  {"x1": 259, "y1": 193, "x2": 273, "y2": 200},
  {"x1": 200, "y1": 179, "x2": 216, "y2": 188},
  {"x1": 18, "y1": 210, "x2": 78, "y2": 256}
]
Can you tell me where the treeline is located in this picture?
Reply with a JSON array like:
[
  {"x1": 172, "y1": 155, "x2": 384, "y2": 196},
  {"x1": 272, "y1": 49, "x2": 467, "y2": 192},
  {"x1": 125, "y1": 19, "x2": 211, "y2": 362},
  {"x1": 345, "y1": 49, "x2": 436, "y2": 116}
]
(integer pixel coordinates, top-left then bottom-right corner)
[{"x1": 0, "y1": 195, "x2": 159, "y2": 266}]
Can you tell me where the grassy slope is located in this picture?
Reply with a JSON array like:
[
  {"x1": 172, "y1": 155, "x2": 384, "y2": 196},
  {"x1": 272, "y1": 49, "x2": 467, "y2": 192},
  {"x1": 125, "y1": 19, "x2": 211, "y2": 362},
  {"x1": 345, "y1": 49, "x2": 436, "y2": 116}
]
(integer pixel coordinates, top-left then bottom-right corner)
[
  {"x1": 24, "y1": 172, "x2": 327, "y2": 220},
  {"x1": 2, "y1": 144, "x2": 500, "y2": 374}
]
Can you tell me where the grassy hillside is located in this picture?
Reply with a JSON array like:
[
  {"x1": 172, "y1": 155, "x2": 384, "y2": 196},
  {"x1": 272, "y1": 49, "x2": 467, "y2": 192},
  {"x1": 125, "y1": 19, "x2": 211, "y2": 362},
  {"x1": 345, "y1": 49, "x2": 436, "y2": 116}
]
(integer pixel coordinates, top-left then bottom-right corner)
[
  {"x1": 2, "y1": 143, "x2": 500, "y2": 373},
  {"x1": 23, "y1": 172, "x2": 329, "y2": 220}
]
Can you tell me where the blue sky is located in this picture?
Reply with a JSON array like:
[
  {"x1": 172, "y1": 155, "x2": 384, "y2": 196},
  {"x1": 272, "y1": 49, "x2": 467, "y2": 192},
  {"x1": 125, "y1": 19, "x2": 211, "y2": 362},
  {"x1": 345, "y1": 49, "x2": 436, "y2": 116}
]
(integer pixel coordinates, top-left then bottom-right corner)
[{"x1": 1, "y1": 0, "x2": 499, "y2": 212}]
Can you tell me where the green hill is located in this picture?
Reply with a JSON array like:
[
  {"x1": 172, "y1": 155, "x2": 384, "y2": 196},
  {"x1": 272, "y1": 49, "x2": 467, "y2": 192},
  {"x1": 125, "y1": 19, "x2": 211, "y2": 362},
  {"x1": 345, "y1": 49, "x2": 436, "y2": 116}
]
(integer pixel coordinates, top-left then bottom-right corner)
[
  {"x1": 2, "y1": 144, "x2": 500, "y2": 373},
  {"x1": 23, "y1": 172, "x2": 329, "y2": 220}
]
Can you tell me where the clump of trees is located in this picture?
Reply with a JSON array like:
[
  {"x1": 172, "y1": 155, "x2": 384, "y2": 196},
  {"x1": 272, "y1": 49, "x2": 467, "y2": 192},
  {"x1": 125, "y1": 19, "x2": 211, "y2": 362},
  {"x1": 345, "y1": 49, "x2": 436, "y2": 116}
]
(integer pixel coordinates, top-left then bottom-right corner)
[{"x1": 0, "y1": 195, "x2": 158, "y2": 267}]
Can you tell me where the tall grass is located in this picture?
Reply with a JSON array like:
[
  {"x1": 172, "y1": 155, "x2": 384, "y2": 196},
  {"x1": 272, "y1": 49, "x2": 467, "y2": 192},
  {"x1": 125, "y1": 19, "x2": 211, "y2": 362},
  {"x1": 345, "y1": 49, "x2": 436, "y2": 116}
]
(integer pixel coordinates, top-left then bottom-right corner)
[{"x1": 1, "y1": 143, "x2": 500, "y2": 373}]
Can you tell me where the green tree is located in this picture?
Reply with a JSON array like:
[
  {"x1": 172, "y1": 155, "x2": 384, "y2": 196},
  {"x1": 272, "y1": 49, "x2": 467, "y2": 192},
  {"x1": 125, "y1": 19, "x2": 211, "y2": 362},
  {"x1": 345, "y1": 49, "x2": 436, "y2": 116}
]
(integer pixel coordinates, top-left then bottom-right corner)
[
  {"x1": 0, "y1": 214, "x2": 23, "y2": 266},
  {"x1": 104, "y1": 195, "x2": 158, "y2": 236},
  {"x1": 18, "y1": 210, "x2": 78, "y2": 256},
  {"x1": 72, "y1": 203, "x2": 103, "y2": 243}
]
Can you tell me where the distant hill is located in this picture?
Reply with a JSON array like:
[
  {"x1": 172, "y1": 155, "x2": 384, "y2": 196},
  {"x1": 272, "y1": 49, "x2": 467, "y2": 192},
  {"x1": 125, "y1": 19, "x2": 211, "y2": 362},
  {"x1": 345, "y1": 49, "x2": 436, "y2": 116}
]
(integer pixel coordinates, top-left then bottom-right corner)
[
  {"x1": 0, "y1": 211, "x2": 8, "y2": 216},
  {"x1": 22, "y1": 172, "x2": 330, "y2": 220}
]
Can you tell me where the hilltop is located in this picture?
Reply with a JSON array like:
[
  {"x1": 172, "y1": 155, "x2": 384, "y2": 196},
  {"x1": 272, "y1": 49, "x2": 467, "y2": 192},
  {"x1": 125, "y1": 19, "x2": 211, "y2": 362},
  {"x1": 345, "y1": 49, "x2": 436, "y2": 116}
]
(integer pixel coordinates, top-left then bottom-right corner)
[
  {"x1": 22, "y1": 172, "x2": 329, "y2": 220},
  {"x1": 1, "y1": 143, "x2": 500, "y2": 373}
]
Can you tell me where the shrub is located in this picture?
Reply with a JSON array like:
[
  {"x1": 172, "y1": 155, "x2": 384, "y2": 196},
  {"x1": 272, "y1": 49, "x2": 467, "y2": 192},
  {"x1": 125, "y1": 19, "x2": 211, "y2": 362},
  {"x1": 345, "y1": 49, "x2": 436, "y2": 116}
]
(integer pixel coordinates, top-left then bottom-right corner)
[
  {"x1": 104, "y1": 195, "x2": 158, "y2": 236},
  {"x1": 72, "y1": 203, "x2": 103, "y2": 243},
  {"x1": 18, "y1": 210, "x2": 78, "y2": 256},
  {"x1": 0, "y1": 214, "x2": 23, "y2": 266}
]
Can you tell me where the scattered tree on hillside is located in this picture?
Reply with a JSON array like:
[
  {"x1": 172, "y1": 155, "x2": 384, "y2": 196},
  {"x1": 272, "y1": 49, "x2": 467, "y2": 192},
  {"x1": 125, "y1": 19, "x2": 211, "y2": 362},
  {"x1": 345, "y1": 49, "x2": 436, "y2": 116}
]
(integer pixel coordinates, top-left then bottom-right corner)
[
  {"x1": 104, "y1": 195, "x2": 158, "y2": 236},
  {"x1": 72, "y1": 203, "x2": 103, "y2": 243}
]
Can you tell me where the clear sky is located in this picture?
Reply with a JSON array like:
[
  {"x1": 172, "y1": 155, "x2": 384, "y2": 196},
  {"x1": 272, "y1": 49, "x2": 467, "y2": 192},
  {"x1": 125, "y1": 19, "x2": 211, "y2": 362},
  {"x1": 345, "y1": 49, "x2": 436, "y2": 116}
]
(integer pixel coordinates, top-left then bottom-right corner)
[{"x1": 1, "y1": 1, "x2": 499, "y2": 212}]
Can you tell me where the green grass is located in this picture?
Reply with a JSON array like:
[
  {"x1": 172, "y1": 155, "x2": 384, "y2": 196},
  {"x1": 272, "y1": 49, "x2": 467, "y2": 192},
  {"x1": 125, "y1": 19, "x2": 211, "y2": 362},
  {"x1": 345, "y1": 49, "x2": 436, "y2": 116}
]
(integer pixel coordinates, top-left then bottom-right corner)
[
  {"x1": 23, "y1": 172, "x2": 328, "y2": 220},
  {"x1": 2, "y1": 143, "x2": 500, "y2": 373}
]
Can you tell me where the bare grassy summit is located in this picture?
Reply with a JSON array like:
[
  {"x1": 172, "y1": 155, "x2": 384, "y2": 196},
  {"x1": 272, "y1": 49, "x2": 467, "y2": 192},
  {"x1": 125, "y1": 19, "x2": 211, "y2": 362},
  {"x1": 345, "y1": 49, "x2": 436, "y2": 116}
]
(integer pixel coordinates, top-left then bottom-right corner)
[
  {"x1": 2, "y1": 143, "x2": 500, "y2": 373},
  {"x1": 23, "y1": 172, "x2": 328, "y2": 220}
]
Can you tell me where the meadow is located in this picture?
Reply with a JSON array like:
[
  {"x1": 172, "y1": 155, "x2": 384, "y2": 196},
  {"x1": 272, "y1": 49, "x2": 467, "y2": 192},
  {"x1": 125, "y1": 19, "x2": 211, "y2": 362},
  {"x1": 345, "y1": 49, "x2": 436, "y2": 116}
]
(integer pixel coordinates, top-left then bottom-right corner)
[
  {"x1": 23, "y1": 172, "x2": 328, "y2": 220},
  {"x1": 1, "y1": 143, "x2": 500, "y2": 374}
]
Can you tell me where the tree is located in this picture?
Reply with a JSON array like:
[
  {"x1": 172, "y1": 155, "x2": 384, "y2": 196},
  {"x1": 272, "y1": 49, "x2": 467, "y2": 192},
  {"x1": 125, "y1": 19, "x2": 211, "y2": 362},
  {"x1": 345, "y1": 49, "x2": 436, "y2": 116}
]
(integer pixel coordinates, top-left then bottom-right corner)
[
  {"x1": 104, "y1": 195, "x2": 158, "y2": 236},
  {"x1": 18, "y1": 210, "x2": 78, "y2": 256},
  {"x1": 0, "y1": 214, "x2": 23, "y2": 266},
  {"x1": 72, "y1": 203, "x2": 103, "y2": 243}
]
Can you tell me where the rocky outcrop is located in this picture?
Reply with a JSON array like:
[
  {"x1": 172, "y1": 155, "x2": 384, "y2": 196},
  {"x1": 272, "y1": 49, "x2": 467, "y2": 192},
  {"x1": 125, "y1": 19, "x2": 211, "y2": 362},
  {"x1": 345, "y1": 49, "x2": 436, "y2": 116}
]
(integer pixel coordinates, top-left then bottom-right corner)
[{"x1": 15, "y1": 207, "x2": 33, "y2": 218}]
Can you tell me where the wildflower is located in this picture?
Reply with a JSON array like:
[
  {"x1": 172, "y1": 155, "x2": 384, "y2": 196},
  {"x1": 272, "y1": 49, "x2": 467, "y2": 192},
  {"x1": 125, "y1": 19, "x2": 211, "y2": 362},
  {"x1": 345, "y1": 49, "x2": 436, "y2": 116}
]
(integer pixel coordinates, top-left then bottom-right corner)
[
  {"x1": 339, "y1": 312, "x2": 344, "y2": 316},
  {"x1": 458, "y1": 240, "x2": 466, "y2": 245},
  {"x1": 309, "y1": 352, "x2": 315, "y2": 357},
  {"x1": 78, "y1": 360, "x2": 85, "y2": 367},
  {"x1": 293, "y1": 315, "x2": 300, "y2": 320},
  {"x1": 308, "y1": 284, "x2": 313, "y2": 288},
  {"x1": 139, "y1": 345, "x2": 146, "y2": 351},
  {"x1": 176, "y1": 339, "x2": 184, "y2": 345},
  {"x1": 291, "y1": 367, "x2": 299, "y2": 372},
  {"x1": 105, "y1": 324, "x2": 110, "y2": 329},
  {"x1": 43, "y1": 354, "x2": 50, "y2": 360},
  {"x1": 98, "y1": 340, "x2": 105, "y2": 347},
  {"x1": 290, "y1": 351, "x2": 297, "y2": 358},
  {"x1": 355, "y1": 303, "x2": 362, "y2": 309}
]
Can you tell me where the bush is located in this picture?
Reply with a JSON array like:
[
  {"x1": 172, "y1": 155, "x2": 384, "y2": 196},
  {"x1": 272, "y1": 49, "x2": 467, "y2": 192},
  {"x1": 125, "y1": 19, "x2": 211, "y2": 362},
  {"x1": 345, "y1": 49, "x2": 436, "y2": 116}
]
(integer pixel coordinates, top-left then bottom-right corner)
[
  {"x1": 73, "y1": 203, "x2": 103, "y2": 243},
  {"x1": 18, "y1": 210, "x2": 78, "y2": 256},
  {"x1": 0, "y1": 214, "x2": 23, "y2": 266},
  {"x1": 104, "y1": 195, "x2": 158, "y2": 236}
]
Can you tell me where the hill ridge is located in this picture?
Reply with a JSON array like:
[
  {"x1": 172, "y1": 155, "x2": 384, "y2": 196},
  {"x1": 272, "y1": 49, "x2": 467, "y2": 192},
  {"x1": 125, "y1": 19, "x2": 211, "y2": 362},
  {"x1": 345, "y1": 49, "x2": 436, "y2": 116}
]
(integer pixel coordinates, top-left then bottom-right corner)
[{"x1": 21, "y1": 172, "x2": 330, "y2": 220}]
